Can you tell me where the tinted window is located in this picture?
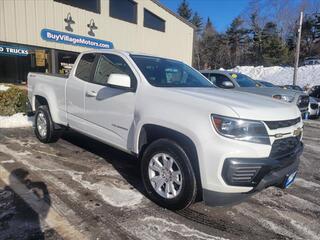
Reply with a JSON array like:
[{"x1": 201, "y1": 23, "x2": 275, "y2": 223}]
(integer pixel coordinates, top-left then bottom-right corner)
[
  {"x1": 131, "y1": 55, "x2": 213, "y2": 88},
  {"x1": 110, "y1": 0, "x2": 137, "y2": 24},
  {"x1": 75, "y1": 54, "x2": 96, "y2": 81},
  {"x1": 93, "y1": 54, "x2": 137, "y2": 89},
  {"x1": 54, "y1": 0, "x2": 100, "y2": 13},
  {"x1": 260, "y1": 81, "x2": 275, "y2": 87},
  {"x1": 144, "y1": 9, "x2": 165, "y2": 32},
  {"x1": 309, "y1": 87, "x2": 320, "y2": 98},
  {"x1": 210, "y1": 74, "x2": 233, "y2": 88}
]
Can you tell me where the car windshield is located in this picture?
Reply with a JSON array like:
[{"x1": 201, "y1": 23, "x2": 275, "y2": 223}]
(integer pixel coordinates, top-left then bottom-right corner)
[
  {"x1": 131, "y1": 55, "x2": 214, "y2": 88},
  {"x1": 229, "y1": 73, "x2": 257, "y2": 87}
]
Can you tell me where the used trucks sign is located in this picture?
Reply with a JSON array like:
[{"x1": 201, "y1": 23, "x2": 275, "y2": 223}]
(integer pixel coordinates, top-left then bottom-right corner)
[
  {"x1": 41, "y1": 29, "x2": 114, "y2": 49},
  {"x1": 0, "y1": 45, "x2": 29, "y2": 56}
]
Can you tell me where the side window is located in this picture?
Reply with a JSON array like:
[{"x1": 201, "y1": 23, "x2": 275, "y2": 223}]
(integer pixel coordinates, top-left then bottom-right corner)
[
  {"x1": 93, "y1": 54, "x2": 137, "y2": 89},
  {"x1": 211, "y1": 74, "x2": 233, "y2": 88},
  {"x1": 75, "y1": 54, "x2": 96, "y2": 82}
]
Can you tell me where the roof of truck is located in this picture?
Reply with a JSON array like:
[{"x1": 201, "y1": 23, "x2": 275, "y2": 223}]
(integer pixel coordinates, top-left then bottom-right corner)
[{"x1": 80, "y1": 49, "x2": 185, "y2": 62}]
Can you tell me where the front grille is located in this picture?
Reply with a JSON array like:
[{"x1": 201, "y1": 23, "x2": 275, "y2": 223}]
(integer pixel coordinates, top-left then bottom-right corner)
[
  {"x1": 270, "y1": 136, "x2": 301, "y2": 158},
  {"x1": 310, "y1": 103, "x2": 318, "y2": 110},
  {"x1": 297, "y1": 95, "x2": 309, "y2": 109},
  {"x1": 264, "y1": 117, "x2": 300, "y2": 130}
]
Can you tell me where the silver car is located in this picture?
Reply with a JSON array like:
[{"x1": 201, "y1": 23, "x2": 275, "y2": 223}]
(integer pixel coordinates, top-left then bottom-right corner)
[{"x1": 200, "y1": 70, "x2": 309, "y2": 115}]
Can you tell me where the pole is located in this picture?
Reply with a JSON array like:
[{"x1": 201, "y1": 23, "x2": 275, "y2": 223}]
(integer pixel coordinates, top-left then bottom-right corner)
[{"x1": 293, "y1": 11, "x2": 303, "y2": 86}]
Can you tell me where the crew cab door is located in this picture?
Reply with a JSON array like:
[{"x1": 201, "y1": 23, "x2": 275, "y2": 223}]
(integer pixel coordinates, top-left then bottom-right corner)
[{"x1": 83, "y1": 53, "x2": 137, "y2": 150}]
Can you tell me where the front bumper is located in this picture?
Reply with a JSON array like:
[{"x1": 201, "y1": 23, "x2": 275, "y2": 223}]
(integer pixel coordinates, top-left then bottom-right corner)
[{"x1": 203, "y1": 142, "x2": 303, "y2": 206}]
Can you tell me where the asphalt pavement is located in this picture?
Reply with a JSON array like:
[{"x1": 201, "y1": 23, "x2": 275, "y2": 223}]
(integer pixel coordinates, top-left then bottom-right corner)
[{"x1": 0, "y1": 122, "x2": 319, "y2": 240}]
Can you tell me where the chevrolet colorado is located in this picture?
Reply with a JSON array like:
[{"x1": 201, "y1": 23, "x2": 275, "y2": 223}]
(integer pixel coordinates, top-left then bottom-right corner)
[{"x1": 28, "y1": 50, "x2": 303, "y2": 210}]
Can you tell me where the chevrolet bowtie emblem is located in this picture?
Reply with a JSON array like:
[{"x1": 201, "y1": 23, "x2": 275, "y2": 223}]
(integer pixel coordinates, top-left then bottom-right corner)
[
  {"x1": 275, "y1": 133, "x2": 284, "y2": 138},
  {"x1": 293, "y1": 128, "x2": 302, "y2": 137}
]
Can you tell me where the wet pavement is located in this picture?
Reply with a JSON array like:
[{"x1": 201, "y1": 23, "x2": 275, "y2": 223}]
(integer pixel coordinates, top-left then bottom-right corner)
[{"x1": 0, "y1": 123, "x2": 319, "y2": 240}]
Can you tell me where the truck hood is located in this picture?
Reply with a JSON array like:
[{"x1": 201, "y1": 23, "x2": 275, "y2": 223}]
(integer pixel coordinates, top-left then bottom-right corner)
[{"x1": 166, "y1": 88, "x2": 300, "y2": 121}]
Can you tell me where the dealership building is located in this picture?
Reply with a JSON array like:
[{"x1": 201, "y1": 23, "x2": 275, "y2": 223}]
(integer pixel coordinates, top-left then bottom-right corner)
[{"x1": 0, "y1": 0, "x2": 194, "y2": 83}]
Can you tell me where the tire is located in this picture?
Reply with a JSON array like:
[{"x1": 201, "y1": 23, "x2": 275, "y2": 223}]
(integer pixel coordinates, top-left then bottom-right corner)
[
  {"x1": 34, "y1": 105, "x2": 62, "y2": 143},
  {"x1": 141, "y1": 139, "x2": 197, "y2": 210}
]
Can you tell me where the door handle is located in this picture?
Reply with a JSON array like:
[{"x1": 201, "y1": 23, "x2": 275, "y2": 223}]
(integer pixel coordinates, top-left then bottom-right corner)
[{"x1": 86, "y1": 91, "x2": 97, "y2": 97}]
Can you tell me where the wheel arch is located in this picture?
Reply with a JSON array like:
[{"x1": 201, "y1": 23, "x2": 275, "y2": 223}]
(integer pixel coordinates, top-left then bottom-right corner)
[{"x1": 138, "y1": 124, "x2": 203, "y2": 198}]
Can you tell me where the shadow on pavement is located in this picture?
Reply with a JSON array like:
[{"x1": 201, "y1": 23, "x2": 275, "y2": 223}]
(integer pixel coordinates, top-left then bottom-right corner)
[
  {"x1": 0, "y1": 168, "x2": 54, "y2": 240},
  {"x1": 61, "y1": 130, "x2": 147, "y2": 195}
]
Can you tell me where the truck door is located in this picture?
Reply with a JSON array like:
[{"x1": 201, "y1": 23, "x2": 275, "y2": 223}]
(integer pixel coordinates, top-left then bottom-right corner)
[
  {"x1": 83, "y1": 53, "x2": 137, "y2": 150},
  {"x1": 66, "y1": 53, "x2": 97, "y2": 123}
]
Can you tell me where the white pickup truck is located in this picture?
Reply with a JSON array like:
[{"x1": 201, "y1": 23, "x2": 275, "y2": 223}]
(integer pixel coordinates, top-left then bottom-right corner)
[{"x1": 28, "y1": 49, "x2": 304, "y2": 210}]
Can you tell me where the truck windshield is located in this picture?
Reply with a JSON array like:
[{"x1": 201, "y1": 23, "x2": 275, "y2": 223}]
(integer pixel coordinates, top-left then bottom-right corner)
[
  {"x1": 230, "y1": 73, "x2": 257, "y2": 87},
  {"x1": 131, "y1": 55, "x2": 214, "y2": 88}
]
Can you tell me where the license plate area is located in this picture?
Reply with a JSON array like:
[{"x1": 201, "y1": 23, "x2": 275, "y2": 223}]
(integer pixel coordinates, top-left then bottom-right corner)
[{"x1": 283, "y1": 171, "x2": 297, "y2": 189}]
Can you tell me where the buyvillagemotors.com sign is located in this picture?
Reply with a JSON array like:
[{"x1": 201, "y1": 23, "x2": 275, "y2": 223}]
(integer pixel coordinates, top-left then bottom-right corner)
[{"x1": 41, "y1": 29, "x2": 114, "y2": 49}]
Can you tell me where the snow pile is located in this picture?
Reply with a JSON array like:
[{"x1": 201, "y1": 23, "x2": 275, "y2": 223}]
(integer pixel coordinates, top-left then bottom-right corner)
[
  {"x1": 0, "y1": 113, "x2": 33, "y2": 128},
  {"x1": 0, "y1": 84, "x2": 10, "y2": 92},
  {"x1": 229, "y1": 65, "x2": 320, "y2": 87}
]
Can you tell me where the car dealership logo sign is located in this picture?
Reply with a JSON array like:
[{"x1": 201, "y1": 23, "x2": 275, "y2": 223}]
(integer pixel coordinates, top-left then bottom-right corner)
[
  {"x1": 41, "y1": 28, "x2": 114, "y2": 49},
  {"x1": 0, "y1": 45, "x2": 29, "y2": 56}
]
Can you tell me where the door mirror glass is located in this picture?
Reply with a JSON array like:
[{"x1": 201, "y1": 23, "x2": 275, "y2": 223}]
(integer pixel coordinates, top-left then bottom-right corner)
[
  {"x1": 107, "y1": 74, "x2": 131, "y2": 89},
  {"x1": 221, "y1": 80, "x2": 234, "y2": 89}
]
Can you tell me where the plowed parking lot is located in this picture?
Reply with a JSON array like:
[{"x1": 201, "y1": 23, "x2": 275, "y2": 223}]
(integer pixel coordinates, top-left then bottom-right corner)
[{"x1": 0, "y1": 122, "x2": 319, "y2": 240}]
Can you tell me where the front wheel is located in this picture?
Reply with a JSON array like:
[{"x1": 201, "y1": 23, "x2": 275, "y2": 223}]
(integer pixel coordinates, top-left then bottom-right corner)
[
  {"x1": 34, "y1": 105, "x2": 62, "y2": 143},
  {"x1": 141, "y1": 139, "x2": 197, "y2": 210}
]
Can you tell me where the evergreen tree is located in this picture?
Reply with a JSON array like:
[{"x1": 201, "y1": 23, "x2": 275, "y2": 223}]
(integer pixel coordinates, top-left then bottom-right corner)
[
  {"x1": 249, "y1": 12, "x2": 263, "y2": 65},
  {"x1": 191, "y1": 11, "x2": 203, "y2": 35},
  {"x1": 199, "y1": 18, "x2": 220, "y2": 69},
  {"x1": 226, "y1": 17, "x2": 249, "y2": 67},
  {"x1": 177, "y1": 0, "x2": 192, "y2": 21},
  {"x1": 261, "y1": 21, "x2": 289, "y2": 66}
]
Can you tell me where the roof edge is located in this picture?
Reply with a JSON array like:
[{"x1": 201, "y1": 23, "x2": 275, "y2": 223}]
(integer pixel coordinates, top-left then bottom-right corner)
[{"x1": 150, "y1": 0, "x2": 196, "y2": 30}]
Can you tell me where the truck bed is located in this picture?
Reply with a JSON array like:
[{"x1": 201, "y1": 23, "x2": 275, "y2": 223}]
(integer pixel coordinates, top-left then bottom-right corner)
[{"x1": 28, "y1": 72, "x2": 68, "y2": 124}]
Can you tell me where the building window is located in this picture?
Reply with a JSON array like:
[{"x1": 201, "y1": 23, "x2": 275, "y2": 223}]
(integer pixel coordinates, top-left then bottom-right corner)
[
  {"x1": 109, "y1": 0, "x2": 137, "y2": 24},
  {"x1": 54, "y1": 0, "x2": 100, "y2": 14},
  {"x1": 144, "y1": 9, "x2": 165, "y2": 32},
  {"x1": 75, "y1": 54, "x2": 96, "y2": 82}
]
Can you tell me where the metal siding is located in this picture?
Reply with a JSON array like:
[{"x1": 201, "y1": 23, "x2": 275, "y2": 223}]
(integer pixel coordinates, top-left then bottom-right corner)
[{"x1": 0, "y1": 0, "x2": 194, "y2": 64}]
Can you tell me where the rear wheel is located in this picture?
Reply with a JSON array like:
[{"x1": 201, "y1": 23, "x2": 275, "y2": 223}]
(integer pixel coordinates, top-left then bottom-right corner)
[
  {"x1": 34, "y1": 105, "x2": 62, "y2": 143},
  {"x1": 141, "y1": 139, "x2": 197, "y2": 210}
]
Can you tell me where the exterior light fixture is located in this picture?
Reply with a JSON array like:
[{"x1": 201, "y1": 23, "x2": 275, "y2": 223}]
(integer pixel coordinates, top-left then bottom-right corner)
[
  {"x1": 87, "y1": 19, "x2": 98, "y2": 36},
  {"x1": 64, "y1": 13, "x2": 75, "y2": 32}
]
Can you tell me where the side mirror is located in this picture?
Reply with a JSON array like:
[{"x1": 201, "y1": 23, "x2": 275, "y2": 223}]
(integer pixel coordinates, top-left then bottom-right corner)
[
  {"x1": 107, "y1": 74, "x2": 132, "y2": 90},
  {"x1": 221, "y1": 81, "x2": 234, "y2": 89}
]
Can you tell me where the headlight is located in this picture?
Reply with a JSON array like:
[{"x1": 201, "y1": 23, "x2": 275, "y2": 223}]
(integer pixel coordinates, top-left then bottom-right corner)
[
  {"x1": 272, "y1": 94, "x2": 294, "y2": 103},
  {"x1": 211, "y1": 115, "x2": 270, "y2": 145}
]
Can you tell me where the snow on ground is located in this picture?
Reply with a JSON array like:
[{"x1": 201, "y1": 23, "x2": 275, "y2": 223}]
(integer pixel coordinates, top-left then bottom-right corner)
[
  {"x1": 0, "y1": 84, "x2": 10, "y2": 92},
  {"x1": 0, "y1": 113, "x2": 33, "y2": 128},
  {"x1": 228, "y1": 65, "x2": 320, "y2": 87}
]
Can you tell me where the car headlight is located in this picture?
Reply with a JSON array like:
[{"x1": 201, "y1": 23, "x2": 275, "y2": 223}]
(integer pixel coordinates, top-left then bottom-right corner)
[
  {"x1": 272, "y1": 94, "x2": 294, "y2": 103},
  {"x1": 211, "y1": 115, "x2": 270, "y2": 145}
]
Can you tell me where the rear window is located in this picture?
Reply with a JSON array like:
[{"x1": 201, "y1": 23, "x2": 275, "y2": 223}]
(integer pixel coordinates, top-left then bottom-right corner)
[
  {"x1": 75, "y1": 54, "x2": 96, "y2": 82},
  {"x1": 230, "y1": 73, "x2": 257, "y2": 87}
]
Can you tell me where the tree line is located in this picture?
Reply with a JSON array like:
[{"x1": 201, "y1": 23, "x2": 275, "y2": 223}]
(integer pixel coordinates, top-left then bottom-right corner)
[{"x1": 177, "y1": 0, "x2": 320, "y2": 69}]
